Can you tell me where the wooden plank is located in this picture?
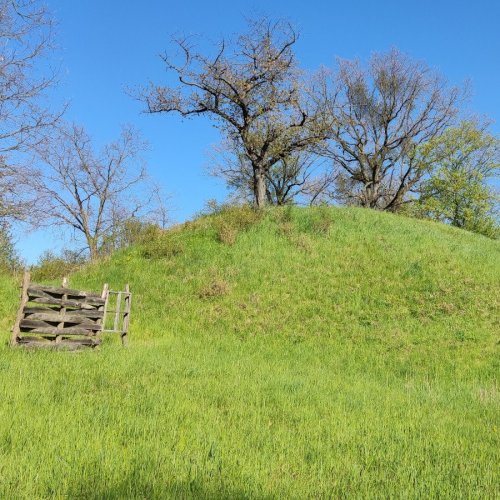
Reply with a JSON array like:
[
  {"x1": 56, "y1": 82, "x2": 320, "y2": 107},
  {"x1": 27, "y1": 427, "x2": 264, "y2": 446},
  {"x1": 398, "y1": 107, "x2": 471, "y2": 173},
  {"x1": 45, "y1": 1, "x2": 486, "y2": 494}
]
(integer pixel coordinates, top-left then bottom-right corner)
[
  {"x1": 27, "y1": 284, "x2": 103, "y2": 299},
  {"x1": 18, "y1": 337, "x2": 100, "y2": 345},
  {"x1": 22, "y1": 312, "x2": 101, "y2": 324},
  {"x1": 11, "y1": 271, "x2": 31, "y2": 346},
  {"x1": 23, "y1": 307, "x2": 104, "y2": 319},
  {"x1": 20, "y1": 319, "x2": 102, "y2": 332},
  {"x1": 17, "y1": 336, "x2": 51, "y2": 343},
  {"x1": 29, "y1": 297, "x2": 99, "y2": 309},
  {"x1": 28, "y1": 287, "x2": 105, "y2": 305},
  {"x1": 17, "y1": 338, "x2": 101, "y2": 350},
  {"x1": 28, "y1": 284, "x2": 85, "y2": 297},
  {"x1": 19, "y1": 327, "x2": 97, "y2": 336}
]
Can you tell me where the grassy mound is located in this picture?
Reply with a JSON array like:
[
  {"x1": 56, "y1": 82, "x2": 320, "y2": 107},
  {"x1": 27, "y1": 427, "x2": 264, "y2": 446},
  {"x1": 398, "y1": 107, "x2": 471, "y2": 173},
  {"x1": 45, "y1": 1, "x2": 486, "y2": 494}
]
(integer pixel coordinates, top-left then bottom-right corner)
[{"x1": 0, "y1": 207, "x2": 498, "y2": 497}]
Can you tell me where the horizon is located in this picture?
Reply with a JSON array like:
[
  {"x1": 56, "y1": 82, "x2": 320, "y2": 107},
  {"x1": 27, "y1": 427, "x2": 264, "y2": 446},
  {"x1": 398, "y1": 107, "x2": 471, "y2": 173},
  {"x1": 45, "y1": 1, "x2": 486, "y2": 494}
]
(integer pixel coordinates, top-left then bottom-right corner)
[{"x1": 14, "y1": 0, "x2": 500, "y2": 264}]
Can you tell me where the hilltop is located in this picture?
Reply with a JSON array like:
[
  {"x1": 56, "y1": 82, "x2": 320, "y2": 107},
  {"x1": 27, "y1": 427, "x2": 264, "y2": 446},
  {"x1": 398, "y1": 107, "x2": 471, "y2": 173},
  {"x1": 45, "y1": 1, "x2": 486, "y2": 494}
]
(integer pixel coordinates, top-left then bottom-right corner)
[{"x1": 0, "y1": 207, "x2": 498, "y2": 497}]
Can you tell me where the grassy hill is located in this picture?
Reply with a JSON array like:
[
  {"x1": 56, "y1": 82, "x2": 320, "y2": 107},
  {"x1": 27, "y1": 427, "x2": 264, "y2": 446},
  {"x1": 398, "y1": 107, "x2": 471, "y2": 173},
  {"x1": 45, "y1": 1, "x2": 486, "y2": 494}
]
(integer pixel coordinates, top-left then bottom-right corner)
[{"x1": 0, "y1": 207, "x2": 498, "y2": 498}]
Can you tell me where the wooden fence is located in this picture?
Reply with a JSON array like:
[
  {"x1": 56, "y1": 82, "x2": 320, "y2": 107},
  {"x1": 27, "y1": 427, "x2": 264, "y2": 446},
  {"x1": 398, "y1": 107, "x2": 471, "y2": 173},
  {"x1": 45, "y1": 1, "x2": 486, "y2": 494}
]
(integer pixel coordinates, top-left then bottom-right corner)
[{"x1": 11, "y1": 272, "x2": 131, "y2": 349}]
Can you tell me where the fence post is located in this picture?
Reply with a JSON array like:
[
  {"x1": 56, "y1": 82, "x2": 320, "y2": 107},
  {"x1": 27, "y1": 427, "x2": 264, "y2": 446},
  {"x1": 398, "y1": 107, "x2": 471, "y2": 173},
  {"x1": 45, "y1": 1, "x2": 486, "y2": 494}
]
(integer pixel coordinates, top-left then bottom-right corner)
[
  {"x1": 121, "y1": 284, "x2": 131, "y2": 347},
  {"x1": 97, "y1": 283, "x2": 109, "y2": 342},
  {"x1": 55, "y1": 276, "x2": 69, "y2": 344},
  {"x1": 11, "y1": 271, "x2": 30, "y2": 346}
]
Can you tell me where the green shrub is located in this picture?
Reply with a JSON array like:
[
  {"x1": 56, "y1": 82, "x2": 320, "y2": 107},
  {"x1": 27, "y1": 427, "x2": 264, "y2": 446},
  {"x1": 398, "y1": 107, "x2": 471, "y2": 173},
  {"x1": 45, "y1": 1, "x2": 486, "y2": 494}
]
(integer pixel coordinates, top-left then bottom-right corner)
[
  {"x1": 0, "y1": 225, "x2": 22, "y2": 274},
  {"x1": 31, "y1": 250, "x2": 86, "y2": 282},
  {"x1": 102, "y1": 219, "x2": 164, "y2": 255},
  {"x1": 217, "y1": 222, "x2": 238, "y2": 245},
  {"x1": 141, "y1": 233, "x2": 184, "y2": 259},
  {"x1": 212, "y1": 204, "x2": 264, "y2": 245}
]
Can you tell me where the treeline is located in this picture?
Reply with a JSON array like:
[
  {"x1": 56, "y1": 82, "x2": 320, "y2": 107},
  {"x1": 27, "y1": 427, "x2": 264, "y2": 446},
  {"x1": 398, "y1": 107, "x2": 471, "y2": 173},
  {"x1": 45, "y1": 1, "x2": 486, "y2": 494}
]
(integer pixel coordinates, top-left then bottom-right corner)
[
  {"x1": 141, "y1": 18, "x2": 499, "y2": 238},
  {"x1": 0, "y1": 1, "x2": 167, "y2": 270},
  {"x1": 0, "y1": 5, "x2": 498, "y2": 273}
]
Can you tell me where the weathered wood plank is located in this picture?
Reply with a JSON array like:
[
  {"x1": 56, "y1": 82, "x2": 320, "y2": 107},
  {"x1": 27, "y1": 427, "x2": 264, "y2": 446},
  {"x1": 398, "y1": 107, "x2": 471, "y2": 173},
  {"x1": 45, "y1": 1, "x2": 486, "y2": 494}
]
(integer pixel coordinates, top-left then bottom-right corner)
[
  {"x1": 29, "y1": 297, "x2": 99, "y2": 309},
  {"x1": 28, "y1": 284, "x2": 103, "y2": 299},
  {"x1": 18, "y1": 336, "x2": 100, "y2": 344},
  {"x1": 16, "y1": 338, "x2": 101, "y2": 350},
  {"x1": 23, "y1": 312, "x2": 101, "y2": 323},
  {"x1": 24, "y1": 313, "x2": 99, "y2": 325},
  {"x1": 20, "y1": 319, "x2": 102, "y2": 332},
  {"x1": 28, "y1": 286, "x2": 105, "y2": 304},
  {"x1": 20, "y1": 327, "x2": 96, "y2": 336},
  {"x1": 23, "y1": 307, "x2": 104, "y2": 319}
]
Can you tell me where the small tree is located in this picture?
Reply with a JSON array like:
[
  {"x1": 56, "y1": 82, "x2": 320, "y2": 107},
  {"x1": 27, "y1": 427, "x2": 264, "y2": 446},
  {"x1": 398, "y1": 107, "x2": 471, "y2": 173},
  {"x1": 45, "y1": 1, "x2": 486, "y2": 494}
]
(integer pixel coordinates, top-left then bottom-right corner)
[
  {"x1": 0, "y1": 223, "x2": 22, "y2": 272},
  {"x1": 140, "y1": 18, "x2": 327, "y2": 207},
  {"x1": 318, "y1": 49, "x2": 463, "y2": 210},
  {"x1": 209, "y1": 139, "x2": 333, "y2": 205},
  {"x1": 414, "y1": 121, "x2": 499, "y2": 238},
  {"x1": 29, "y1": 123, "x2": 151, "y2": 260},
  {"x1": 0, "y1": 0, "x2": 61, "y2": 223}
]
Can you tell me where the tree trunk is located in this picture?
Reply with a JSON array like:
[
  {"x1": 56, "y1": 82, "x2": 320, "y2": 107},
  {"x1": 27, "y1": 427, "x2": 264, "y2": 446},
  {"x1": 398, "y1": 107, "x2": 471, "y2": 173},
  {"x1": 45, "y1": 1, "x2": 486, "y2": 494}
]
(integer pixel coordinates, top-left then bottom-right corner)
[
  {"x1": 254, "y1": 167, "x2": 267, "y2": 208},
  {"x1": 363, "y1": 179, "x2": 381, "y2": 208},
  {"x1": 87, "y1": 237, "x2": 99, "y2": 262}
]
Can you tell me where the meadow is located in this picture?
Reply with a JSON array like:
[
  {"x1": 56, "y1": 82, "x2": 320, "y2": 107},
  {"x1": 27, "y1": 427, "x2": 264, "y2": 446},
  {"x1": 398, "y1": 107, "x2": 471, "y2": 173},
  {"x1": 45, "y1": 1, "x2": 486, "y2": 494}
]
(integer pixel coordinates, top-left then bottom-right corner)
[{"x1": 0, "y1": 207, "x2": 498, "y2": 498}]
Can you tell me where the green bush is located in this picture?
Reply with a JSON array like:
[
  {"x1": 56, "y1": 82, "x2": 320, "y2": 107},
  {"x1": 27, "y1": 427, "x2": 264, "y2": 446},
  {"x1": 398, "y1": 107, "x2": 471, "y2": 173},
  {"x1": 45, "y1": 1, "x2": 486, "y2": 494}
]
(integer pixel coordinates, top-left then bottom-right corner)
[
  {"x1": 212, "y1": 204, "x2": 264, "y2": 245},
  {"x1": 0, "y1": 225, "x2": 22, "y2": 274},
  {"x1": 102, "y1": 219, "x2": 164, "y2": 255},
  {"x1": 141, "y1": 233, "x2": 184, "y2": 259},
  {"x1": 31, "y1": 250, "x2": 86, "y2": 282}
]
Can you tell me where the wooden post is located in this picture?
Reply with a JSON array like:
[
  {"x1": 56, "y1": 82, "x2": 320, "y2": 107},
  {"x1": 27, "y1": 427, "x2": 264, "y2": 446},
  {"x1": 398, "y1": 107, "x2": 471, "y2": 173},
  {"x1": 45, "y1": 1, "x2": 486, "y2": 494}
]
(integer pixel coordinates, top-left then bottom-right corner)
[
  {"x1": 121, "y1": 284, "x2": 131, "y2": 347},
  {"x1": 55, "y1": 276, "x2": 68, "y2": 344},
  {"x1": 96, "y1": 283, "x2": 109, "y2": 342},
  {"x1": 11, "y1": 271, "x2": 30, "y2": 346}
]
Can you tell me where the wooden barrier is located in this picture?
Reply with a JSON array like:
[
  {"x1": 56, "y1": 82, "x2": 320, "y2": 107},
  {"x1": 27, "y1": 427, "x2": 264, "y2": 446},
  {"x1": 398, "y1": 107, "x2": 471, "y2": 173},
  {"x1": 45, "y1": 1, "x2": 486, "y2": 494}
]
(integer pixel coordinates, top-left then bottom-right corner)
[{"x1": 11, "y1": 272, "x2": 131, "y2": 349}]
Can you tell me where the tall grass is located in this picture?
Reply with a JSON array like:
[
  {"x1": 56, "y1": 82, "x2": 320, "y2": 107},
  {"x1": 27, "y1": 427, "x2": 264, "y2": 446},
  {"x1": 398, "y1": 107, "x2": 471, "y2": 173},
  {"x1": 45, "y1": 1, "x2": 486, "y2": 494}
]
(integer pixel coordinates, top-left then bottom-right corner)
[{"x1": 0, "y1": 207, "x2": 498, "y2": 498}]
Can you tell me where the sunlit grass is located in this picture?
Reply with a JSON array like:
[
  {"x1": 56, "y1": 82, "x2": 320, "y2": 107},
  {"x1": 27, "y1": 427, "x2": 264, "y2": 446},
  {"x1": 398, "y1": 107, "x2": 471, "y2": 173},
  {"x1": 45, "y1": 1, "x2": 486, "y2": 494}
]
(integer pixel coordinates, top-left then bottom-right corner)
[{"x1": 0, "y1": 207, "x2": 498, "y2": 498}]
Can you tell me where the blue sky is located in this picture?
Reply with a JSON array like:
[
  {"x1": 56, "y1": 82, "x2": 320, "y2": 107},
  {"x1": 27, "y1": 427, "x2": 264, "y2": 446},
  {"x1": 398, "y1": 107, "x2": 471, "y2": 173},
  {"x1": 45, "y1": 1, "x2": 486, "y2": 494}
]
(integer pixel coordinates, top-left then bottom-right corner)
[{"x1": 17, "y1": 0, "x2": 500, "y2": 263}]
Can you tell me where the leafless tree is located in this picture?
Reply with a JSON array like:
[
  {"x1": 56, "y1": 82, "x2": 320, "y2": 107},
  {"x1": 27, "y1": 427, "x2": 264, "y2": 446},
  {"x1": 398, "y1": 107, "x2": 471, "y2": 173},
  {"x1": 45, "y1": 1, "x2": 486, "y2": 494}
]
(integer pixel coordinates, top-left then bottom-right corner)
[
  {"x1": 0, "y1": 160, "x2": 33, "y2": 220},
  {"x1": 140, "y1": 18, "x2": 327, "y2": 207},
  {"x1": 28, "y1": 124, "x2": 150, "y2": 261},
  {"x1": 209, "y1": 138, "x2": 333, "y2": 205},
  {"x1": 146, "y1": 184, "x2": 171, "y2": 229},
  {"x1": 317, "y1": 49, "x2": 464, "y2": 210},
  {"x1": 0, "y1": 0, "x2": 61, "y2": 222}
]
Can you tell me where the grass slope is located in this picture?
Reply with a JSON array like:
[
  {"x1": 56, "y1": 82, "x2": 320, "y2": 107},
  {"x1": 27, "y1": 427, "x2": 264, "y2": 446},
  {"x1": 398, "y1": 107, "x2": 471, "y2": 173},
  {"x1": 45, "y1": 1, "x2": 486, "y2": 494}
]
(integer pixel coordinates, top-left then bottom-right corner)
[{"x1": 0, "y1": 207, "x2": 499, "y2": 498}]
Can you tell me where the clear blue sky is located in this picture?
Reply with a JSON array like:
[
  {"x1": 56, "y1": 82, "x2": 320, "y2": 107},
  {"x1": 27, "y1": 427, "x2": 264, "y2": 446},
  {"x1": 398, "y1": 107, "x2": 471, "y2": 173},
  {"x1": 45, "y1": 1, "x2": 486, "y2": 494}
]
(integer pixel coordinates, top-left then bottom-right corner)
[{"x1": 17, "y1": 0, "x2": 500, "y2": 263}]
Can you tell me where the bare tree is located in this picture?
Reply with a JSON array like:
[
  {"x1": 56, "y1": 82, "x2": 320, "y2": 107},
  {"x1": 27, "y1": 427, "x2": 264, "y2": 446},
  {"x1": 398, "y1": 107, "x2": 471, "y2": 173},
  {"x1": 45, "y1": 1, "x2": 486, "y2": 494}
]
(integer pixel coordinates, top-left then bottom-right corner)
[
  {"x1": 209, "y1": 138, "x2": 333, "y2": 205},
  {"x1": 317, "y1": 49, "x2": 464, "y2": 210},
  {"x1": 147, "y1": 184, "x2": 171, "y2": 229},
  {"x1": 140, "y1": 18, "x2": 327, "y2": 207},
  {"x1": 28, "y1": 124, "x2": 150, "y2": 261},
  {"x1": 0, "y1": 0, "x2": 61, "y2": 222},
  {"x1": 0, "y1": 161, "x2": 33, "y2": 220}
]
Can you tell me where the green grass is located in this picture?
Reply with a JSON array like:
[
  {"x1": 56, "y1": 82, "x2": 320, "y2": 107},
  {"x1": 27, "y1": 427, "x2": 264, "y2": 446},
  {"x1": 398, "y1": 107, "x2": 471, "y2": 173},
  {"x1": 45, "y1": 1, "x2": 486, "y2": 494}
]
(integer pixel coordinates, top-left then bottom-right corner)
[{"x1": 0, "y1": 207, "x2": 499, "y2": 498}]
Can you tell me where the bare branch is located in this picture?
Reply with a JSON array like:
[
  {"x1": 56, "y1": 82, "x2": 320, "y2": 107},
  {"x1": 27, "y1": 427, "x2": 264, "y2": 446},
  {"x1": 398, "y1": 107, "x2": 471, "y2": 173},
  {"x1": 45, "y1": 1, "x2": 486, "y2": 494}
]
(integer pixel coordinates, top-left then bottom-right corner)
[
  {"x1": 25, "y1": 123, "x2": 155, "y2": 260},
  {"x1": 318, "y1": 49, "x2": 465, "y2": 210},
  {"x1": 138, "y1": 17, "x2": 329, "y2": 207}
]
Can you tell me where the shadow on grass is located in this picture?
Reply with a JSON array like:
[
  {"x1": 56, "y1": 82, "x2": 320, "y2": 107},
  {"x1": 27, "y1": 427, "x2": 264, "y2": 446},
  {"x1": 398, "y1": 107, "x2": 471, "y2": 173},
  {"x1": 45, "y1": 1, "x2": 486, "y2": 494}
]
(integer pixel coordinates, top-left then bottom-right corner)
[{"x1": 64, "y1": 473, "x2": 273, "y2": 499}]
